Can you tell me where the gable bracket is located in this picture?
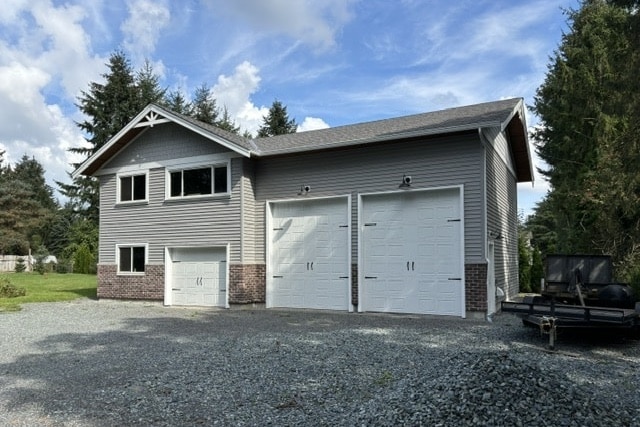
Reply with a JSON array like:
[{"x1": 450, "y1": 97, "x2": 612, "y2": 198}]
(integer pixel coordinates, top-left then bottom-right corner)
[{"x1": 134, "y1": 111, "x2": 171, "y2": 128}]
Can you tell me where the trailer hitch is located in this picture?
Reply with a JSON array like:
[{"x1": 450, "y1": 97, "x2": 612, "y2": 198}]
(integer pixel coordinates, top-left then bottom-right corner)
[{"x1": 539, "y1": 316, "x2": 557, "y2": 350}]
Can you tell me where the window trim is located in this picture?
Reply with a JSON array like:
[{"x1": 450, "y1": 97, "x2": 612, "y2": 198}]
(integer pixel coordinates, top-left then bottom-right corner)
[
  {"x1": 116, "y1": 171, "x2": 149, "y2": 204},
  {"x1": 165, "y1": 161, "x2": 230, "y2": 200},
  {"x1": 116, "y1": 243, "x2": 148, "y2": 275}
]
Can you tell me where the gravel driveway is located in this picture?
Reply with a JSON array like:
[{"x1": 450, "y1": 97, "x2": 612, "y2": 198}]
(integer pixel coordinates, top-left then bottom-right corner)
[{"x1": 1, "y1": 299, "x2": 639, "y2": 426}]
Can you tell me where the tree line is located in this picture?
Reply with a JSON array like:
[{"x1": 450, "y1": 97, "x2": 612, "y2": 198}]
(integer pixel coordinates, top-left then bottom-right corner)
[
  {"x1": 521, "y1": 0, "x2": 640, "y2": 287},
  {"x1": 0, "y1": 51, "x2": 297, "y2": 273}
]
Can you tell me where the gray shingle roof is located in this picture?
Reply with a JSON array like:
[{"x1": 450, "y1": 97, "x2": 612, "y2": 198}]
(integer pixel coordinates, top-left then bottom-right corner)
[{"x1": 252, "y1": 98, "x2": 523, "y2": 156}]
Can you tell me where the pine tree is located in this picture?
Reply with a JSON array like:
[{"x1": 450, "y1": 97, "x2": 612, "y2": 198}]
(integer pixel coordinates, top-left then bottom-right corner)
[
  {"x1": 136, "y1": 59, "x2": 166, "y2": 107},
  {"x1": 165, "y1": 90, "x2": 192, "y2": 115},
  {"x1": 191, "y1": 83, "x2": 218, "y2": 125},
  {"x1": 216, "y1": 106, "x2": 240, "y2": 134},
  {"x1": 257, "y1": 100, "x2": 297, "y2": 137},
  {"x1": 531, "y1": 0, "x2": 632, "y2": 257}
]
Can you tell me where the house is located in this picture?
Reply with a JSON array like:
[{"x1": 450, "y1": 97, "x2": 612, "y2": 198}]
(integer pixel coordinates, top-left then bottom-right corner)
[{"x1": 73, "y1": 98, "x2": 532, "y2": 318}]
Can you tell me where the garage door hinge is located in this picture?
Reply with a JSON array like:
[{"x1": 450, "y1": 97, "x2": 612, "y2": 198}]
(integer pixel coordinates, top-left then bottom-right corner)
[
  {"x1": 339, "y1": 276, "x2": 349, "y2": 279},
  {"x1": 364, "y1": 223, "x2": 377, "y2": 227},
  {"x1": 364, "y1": 276, "x2": 378, "y2": 279},
  {"x1": 447, "y1": 219, "x2": 461, "y2": 222},
  {"x1": 448, "y1": 278, "x2": 462, "y2": 281},
  {"x1": 273, "y1": 227, "x2": 284, "y2": 231},
  {"x1": 172, "y1": 288, "x2": 181, "y2": 291},
  {"x1": 273, "y1": 275, "x2": 283, "y2": 278},
  {"x1": 339, "y1": 225, "x2": 348, "y2": 228}
]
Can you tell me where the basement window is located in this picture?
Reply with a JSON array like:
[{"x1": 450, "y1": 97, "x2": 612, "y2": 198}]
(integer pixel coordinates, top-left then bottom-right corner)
[{"x1": 117, "y1": 245, "x2": 147, "y2": 274}]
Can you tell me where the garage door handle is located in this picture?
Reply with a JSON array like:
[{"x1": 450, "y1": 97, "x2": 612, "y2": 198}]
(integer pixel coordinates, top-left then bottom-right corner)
[
  {"x1": 407, "y1": 261, "x2": 409, "y2": 271},
  {"x1": 172, "y1": 288, "x2": 181, "y2": 291},
  {"x1": 365, "y1": 276, "x2": 377, "y2": 279},
  {"x1": 307, "y1": 262, "x2": 309, "y2": 270},
  {"x1": 310, "y1": 262, "x2": 313, "y2": 270},
  {"x1": 412, "y1": 261, "x2": 415, "y2": 271},
  {"x1": 448, "y1": 278, "x2": 462, "y2": 281},
  {"x1": 273, "y1": 275, "x2": 283, "y2": 278}
]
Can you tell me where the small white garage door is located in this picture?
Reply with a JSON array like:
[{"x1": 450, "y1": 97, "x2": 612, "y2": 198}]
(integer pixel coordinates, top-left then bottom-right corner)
[
  {"x1": 170, "y1": 247, "x2": 227, "y2": 307},
  {"x1": 268, "y1": 197, "x2": 350, "y2": 310},
  {"x1": 360, "y1": 188, "x2": 464, "y2": 316}
]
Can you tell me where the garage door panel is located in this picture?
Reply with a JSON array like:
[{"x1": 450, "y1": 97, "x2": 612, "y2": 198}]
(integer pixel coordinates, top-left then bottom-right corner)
[
  {"x1": 270, "y1": 198, "x2": 349, "y2": 310},
  {"x1": 361, "y1": 189, "x2": 463, "y2": 316},
  {"x1": 170, "y1": 248, "x2": 227, "y2": 307}
]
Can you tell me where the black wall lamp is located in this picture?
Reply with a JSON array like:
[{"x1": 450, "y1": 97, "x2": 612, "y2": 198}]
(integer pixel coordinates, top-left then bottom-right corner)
[
  {"x1": 399, "y1": 174, "x2": 412, "y2": 189},
  {"x1": 298, "y1": 185, "x2": 311, "y2": 195}
]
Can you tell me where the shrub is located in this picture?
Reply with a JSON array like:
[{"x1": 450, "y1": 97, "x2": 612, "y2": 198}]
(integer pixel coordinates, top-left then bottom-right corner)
[
  {"x1": 73, "y1": 243, "x2": 95, "y2": 275},
  {"x1": 33, "y1": 245, "x2": 50, "y2": 275},
  {"x1": 0, "y1": 277, "x2": 26, "y2": 298},
  {"x1": 14, "y1": 257, "x2": 26, "y2": 273}
]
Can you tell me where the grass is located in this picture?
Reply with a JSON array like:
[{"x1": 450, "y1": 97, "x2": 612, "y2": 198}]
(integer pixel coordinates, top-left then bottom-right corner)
[{"x1": 0, "y1": 273, "x2": 97, "y2": 312}]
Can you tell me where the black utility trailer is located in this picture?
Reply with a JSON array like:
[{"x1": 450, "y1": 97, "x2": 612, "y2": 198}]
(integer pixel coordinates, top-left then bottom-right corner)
[{"x1": 501, "y1": 255, "x2": 640, "y2": 349}]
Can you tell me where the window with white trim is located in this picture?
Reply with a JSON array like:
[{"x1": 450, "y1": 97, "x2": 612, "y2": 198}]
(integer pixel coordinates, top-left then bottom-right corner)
[
  {"x1": 118, "y1": 173, "x2": 147, "y2": 203},
  {"x1": 117, "y1": 245, "x2": 147, "y2": 274},
  {"x1": 167, "y1": 164, "x2": 229, "y2": 198}
]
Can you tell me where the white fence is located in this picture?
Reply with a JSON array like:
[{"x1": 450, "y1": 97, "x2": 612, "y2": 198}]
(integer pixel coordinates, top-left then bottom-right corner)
[{"x1": 0, "y1": 255, "x2": 35, "y2": 273}]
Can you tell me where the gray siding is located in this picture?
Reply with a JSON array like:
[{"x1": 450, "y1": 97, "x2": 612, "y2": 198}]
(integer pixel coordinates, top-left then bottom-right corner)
[
  {"x1": 99, "y1": 157, "x2": 244, "y2": 265},
  {"x1": 104, "y1": 123, "x2": 230, "y2": 169},
  {"x1": 484, "y1": 128, "x2": 519, "y2": 299},
  {"x1": 251, "y1": 133, "x2": 484, "y2": 264}
]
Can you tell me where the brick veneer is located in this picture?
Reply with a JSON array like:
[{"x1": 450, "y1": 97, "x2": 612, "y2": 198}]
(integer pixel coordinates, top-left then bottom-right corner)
[
  {"x1": 97, "y1": 264, "x2": 164, "y2": 300},
  {"x1": 98, "y1": 262, "x2": 488, "y2": 313},
  {"x1": 465, "y1": 263, "x2": 488, "y2": 312},
  {"x1": 228, "y1": 264, "x2": 266, "y2": 303},
  {"x1": 351, "y1": 264, "x2": 358, "y2": 307}
]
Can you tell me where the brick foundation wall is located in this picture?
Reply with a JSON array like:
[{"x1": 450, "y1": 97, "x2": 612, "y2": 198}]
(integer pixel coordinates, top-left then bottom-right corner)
[
  {"x1": 97, "y1": 264, "x2": 164, "y2": 300},
  {"x1": 465, "y1": 263, "x2": 488, "y2": 312},
  {"x1": 228, "y1": 264, "x2": 266, "y2": 303},
  {"x1": 351, "y1": 264, "x2": 358, "y2": 307}
]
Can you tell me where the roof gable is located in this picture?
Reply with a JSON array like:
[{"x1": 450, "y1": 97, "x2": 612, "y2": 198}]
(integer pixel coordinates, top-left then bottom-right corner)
[{"x1": 72, "y1": 104, "x2": 253, "y2": 178}]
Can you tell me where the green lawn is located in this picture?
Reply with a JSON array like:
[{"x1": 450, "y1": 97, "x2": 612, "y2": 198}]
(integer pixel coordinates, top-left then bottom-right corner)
[{"x1": 0, "y1": 273, "x2": 97, "y2": 312}]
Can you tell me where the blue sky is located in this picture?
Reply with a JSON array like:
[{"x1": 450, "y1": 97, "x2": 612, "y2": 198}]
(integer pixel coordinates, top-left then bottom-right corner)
[{"x1": 0, "y1": 0, "x2": 579, "y2": 215}]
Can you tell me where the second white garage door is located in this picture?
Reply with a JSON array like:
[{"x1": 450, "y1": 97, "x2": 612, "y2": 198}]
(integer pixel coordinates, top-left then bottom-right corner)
[
  {"x1": 268, "y1": 197, "x2": 350, "y2": 310},
  {"x1": 360, "y1": 187, "x2": 464, "y2": 316}
]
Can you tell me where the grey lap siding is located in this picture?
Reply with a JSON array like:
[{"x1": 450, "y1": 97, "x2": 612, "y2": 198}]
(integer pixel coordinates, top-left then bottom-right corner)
[
  {"x1": 484, "y1": 128, "x2": 519, "y2": 300},
  {"x1": 252, "y1": 133, "x2": 485, "y2": 264},
  {"x1": 98, "y1": 158, "x2": 244, "y2": 266},
  {"x1": 103, "y1": 123, "x2": 230, "y2": 169}
]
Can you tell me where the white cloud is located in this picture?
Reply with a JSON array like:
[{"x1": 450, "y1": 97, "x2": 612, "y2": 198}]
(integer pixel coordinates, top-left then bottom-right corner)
[
  {"x1": 298, "y1": 117, "x2": 329, "y2": 132},
  {"x1": 212, "y1": 61, "x2": 269, "y2": 135},
  {"x1": 122, "y1": 0, "x2": 171, "y2": 66},
  {"x1": 0, "y1": 1, "x2": 103, "y2": 198},
  {"x1": 208, "y1": 0, "x2": 355, "y2": 51}
]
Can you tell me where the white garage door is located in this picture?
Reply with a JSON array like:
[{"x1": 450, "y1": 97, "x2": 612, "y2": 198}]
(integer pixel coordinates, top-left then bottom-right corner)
[
  {"x1": 268, "y1": 197, "x2": 350, "y2": 310},
  {"x1": 360, "y1": 188, "x2": 464, "y2": 316},
  {"x1": 170, "y1": 247, "x2": 227, "y2": 307}
]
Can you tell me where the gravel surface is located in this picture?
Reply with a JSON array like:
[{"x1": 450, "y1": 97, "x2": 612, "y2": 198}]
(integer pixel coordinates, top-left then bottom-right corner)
[{"x1": 1, "y1": 299, "x2": 639, "y2": 426}]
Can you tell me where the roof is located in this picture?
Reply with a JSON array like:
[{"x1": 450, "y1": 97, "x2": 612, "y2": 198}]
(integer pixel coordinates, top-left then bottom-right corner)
[{"x1": 73, "y1": 98, "x2": 533, "y2": 182}]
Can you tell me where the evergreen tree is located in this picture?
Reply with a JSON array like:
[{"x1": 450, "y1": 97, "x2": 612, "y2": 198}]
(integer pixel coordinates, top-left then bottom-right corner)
[
  {"x1": 136, "y1": 59, "x2": 166, "y2": 107},
  {"x1": 191, "y1": 83, "x2": 218, "y2": 125},
  {"x1": 0, "y1": 155, "x2": 57, "y2": 255},
  {"x1": 13, "y1": 155, "x2": 58, "y2": 211},
  {"x1": 257, "y1": 100, "x2": 297, "y2": 137},
  {"x1": 165, "y1": 90, "x2": 192, "y2": 115},
  {"x1": 530, "y1": 0, "x2": 634, "y2": 260},
  {"x1": 216, "y1": 106, "x2": 240, "y2": 134}
]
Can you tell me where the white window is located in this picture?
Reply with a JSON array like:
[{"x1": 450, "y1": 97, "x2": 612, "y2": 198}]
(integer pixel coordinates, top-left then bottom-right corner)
[
  {"x1": 118, "y1": 172, "x2": 148, "y2": 203},
  {"x1": 117, "y1": 244, "x2": 147, "y2": 274},
  {"x1": 167, "y1": 164, "x2": 229, "y2": 198}
]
